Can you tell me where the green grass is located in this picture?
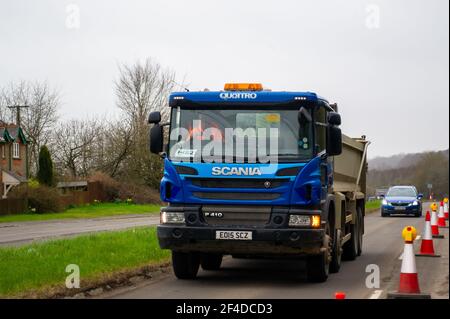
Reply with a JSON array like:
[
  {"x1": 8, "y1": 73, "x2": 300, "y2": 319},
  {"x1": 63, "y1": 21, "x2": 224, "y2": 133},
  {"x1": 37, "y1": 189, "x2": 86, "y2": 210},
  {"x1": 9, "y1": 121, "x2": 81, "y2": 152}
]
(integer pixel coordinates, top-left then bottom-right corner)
[
  {"x1": 0, "y1": 203, "x2": 160, "y2": 223},
  {"x1": 365, "y1": 199, "x2": 381, "y2": 212},
  {"x1": 0, "y1": 227, "x2": 170, "y2": 297}
]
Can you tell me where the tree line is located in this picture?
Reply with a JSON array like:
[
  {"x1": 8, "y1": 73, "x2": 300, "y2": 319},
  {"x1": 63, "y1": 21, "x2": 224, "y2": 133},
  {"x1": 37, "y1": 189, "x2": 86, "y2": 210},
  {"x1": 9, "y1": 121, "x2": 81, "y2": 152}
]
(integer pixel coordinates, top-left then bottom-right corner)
[
  {"x1": 0, "y1": 58, "x2": 177, "y2": 189},
  {"x1": 367, "y1": 150, "x2": 449, "y2": 199}
]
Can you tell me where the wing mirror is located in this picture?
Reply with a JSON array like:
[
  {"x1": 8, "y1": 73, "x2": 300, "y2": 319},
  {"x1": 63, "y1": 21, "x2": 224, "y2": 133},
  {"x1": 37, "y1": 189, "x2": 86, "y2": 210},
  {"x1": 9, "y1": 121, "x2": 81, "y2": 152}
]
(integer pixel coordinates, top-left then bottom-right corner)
[{"x1": 148, "y1": 111, "x2": 161, "y2": 124}]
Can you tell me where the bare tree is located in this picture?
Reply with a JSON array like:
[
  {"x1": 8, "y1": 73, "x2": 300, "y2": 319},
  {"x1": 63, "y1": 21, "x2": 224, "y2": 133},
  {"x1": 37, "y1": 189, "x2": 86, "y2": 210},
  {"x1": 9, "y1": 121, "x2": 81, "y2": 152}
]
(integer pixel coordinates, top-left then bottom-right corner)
[
  {"x1": 114, "y1": 58, "x2": 176, "y2": 187},
  {"x1": 50, "y1": 119, "x2": 100, "y2": 178},
  {"x1": 0, "y1": 81, "x2": 59, "y2": 175}
]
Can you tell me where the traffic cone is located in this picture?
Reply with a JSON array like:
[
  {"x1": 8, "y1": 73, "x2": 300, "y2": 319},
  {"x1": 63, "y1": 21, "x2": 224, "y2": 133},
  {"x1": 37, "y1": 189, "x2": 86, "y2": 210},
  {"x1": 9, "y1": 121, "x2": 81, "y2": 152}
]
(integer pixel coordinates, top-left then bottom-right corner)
[
  {"x1": 416, "y1": 212, "x2": 440, "y2": 257},
  {"x1": 437, "y1": 201, "x2": 448, "y2": 228},
  {"x1": 387, "y1": 226, "x2": 431, "y2": 299},
  {"x1": 444, "y1": 198, "x2": 449, "y2": 220},
  {"x1": 430, "y1": 203, "x2": 444, "y2": 239}
]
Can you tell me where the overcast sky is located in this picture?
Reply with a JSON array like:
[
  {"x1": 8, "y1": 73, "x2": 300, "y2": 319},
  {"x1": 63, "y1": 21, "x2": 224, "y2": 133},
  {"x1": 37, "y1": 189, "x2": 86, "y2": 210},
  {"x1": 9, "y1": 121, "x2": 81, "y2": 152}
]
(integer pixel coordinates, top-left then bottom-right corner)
[{"x1": 0, "y1": 0, "x2": 448, "y2": 158}]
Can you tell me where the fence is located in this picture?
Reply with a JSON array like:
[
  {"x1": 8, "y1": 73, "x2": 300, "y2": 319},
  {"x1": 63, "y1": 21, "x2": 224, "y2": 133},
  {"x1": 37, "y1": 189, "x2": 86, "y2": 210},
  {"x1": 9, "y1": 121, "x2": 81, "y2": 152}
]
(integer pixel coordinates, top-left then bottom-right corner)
[
  {"x1": 0, "y1": 198, "x2": 28, "y2": 215},
  {"x1": 59, "y1": 181, "x2": 107, "y2": 208}
]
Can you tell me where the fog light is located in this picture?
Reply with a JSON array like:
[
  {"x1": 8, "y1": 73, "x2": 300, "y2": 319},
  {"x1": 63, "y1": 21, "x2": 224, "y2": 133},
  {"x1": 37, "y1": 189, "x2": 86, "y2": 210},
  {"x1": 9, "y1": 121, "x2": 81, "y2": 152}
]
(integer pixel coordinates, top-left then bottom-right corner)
[
  {"x1": 161, "y1": 211, "x2": 185, "y2": 224},
  {"x1": 288, "y1": 215, "x2": 310, "y2": 227}
]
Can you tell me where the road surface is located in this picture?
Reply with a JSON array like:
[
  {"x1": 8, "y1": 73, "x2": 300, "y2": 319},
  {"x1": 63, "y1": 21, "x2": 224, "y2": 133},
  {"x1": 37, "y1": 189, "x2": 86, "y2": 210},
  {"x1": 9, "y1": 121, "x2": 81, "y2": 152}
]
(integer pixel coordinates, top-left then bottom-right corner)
[
  {"x1": 101, "y1": 205, "x2": 449, "y2": 299},
  {"x1": 0, "y1": 214, "x2": 160, "y2": 246}
]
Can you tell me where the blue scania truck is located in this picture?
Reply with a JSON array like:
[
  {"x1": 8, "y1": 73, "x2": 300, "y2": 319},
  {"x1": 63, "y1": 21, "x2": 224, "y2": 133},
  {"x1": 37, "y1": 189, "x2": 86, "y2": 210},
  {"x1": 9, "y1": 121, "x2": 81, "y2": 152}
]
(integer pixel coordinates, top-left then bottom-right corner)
[{"x1": 148, "y1": 83, "x2": 369, "y2": 282}]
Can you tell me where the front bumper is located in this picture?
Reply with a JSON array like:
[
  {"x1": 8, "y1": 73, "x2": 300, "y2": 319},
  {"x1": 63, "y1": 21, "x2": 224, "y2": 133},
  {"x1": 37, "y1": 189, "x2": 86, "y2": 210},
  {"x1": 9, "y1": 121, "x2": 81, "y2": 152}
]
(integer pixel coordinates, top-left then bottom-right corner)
[
  {"x1": 157, "y1": 225, "x2": 325, "y2": 256},
  {"x1": 382, "y1": 205, "x2": 421, "y2": 215}
]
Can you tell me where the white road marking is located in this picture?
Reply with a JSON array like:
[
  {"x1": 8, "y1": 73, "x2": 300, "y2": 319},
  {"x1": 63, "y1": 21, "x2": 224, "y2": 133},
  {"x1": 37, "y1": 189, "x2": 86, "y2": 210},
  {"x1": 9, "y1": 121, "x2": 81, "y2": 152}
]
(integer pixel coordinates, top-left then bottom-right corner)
[
  {"x1": 415, "y1": 235, "x2": 421, "y2": 241},
  {"x1": 399, "y1": 253, "x2": 403, "y2": 260},
  {"x1": 369, "y1": 290, "x2": 383, "y2": 299}
]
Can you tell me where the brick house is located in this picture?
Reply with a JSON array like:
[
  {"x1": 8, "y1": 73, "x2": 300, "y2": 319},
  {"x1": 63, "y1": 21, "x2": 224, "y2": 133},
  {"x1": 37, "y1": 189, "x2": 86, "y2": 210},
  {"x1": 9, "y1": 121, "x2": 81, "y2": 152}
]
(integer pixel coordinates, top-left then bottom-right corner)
[{"x1": 0, "y1": 121, "x2": 29, "y2": 198}]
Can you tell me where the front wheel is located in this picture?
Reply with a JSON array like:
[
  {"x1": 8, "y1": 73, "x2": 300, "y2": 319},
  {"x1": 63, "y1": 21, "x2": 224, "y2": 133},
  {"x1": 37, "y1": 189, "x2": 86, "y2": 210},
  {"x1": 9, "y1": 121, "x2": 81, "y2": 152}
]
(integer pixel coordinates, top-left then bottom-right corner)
[
  {"x1": 306, "y1": 251, "x2": 329, "y2": 283},
  {"x1": 172, "y1": 251, "x2": 200, "y2": 279},
  {"x1": 201, "y1": 253, "x2": 223, "y2": 270}
]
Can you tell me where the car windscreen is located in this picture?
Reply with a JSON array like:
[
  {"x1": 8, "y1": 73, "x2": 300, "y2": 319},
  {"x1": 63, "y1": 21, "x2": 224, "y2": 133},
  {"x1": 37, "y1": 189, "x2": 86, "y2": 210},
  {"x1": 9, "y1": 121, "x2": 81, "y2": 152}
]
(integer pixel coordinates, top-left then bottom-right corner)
[{"x1": 386, "y1": 188, "x2": 417, "y2": 197}]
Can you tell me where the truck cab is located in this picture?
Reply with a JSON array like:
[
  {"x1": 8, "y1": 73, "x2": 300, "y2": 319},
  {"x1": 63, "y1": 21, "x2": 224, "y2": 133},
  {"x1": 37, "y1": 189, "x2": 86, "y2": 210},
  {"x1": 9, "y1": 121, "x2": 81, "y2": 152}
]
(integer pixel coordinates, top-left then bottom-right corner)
[{"x1": 149, "y1": 83, "x2": 369, "y2": 282}]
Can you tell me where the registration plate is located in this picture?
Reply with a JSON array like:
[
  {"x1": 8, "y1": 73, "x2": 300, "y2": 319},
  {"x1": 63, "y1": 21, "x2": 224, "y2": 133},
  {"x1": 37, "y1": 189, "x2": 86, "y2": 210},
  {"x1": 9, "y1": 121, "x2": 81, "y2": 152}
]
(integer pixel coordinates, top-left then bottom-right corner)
[
  {"x1": 216, "y1": 230, "x2": 252, "y2": 240},
  {"x1": 395, "y1": 206, "x2": 406, "y2": 211}
]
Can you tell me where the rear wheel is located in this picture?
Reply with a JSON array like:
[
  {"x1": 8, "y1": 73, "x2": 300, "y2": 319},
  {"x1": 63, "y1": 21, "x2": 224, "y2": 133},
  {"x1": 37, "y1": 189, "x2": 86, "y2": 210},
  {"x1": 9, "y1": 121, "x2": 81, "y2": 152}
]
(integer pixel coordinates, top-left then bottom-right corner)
[
  {"x1": 342, "y1": 210, "x2": 360, "y2": 261},
  {"x1": 200, "y1": 253, "x2": 223, "y2": 270},
  {"x1": 329, "y1": 226, "x2": 342, "y2": 274},
  {"x1": 172, "y1": 251, "x2": 200, "y2": 279},
  {"x1": 356, "y1": 207, "x2": 363, "y2": 256}
]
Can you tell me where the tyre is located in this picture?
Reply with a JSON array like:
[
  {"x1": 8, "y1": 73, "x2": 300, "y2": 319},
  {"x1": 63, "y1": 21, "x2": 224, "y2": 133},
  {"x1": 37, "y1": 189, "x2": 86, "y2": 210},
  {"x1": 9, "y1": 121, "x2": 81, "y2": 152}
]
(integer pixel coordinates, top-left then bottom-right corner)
[
  {"x1": 172, "y1": 251, "x2": 200, "y2": 279},
  {"x1": 329, "y1": 227, "x2": 342, "y2": 274},
  {"x1": 200, "y1": 253, "x2": 223, "y2": 270},
  {"x1": 342, "y1": 210, "x2": 360, "y2": 261},
  {"x1": 381, "y1": 209, "x2": 389, "y2": 217},
  {"x1": 414, "y1": 212, "x2": 422, "y2": 218},
  {"x1": 356, "y1": 207, "x2": 363, "y2": 256},
  {"x1": 306, "y1": 251, "x2": 329, "y2": 283}
]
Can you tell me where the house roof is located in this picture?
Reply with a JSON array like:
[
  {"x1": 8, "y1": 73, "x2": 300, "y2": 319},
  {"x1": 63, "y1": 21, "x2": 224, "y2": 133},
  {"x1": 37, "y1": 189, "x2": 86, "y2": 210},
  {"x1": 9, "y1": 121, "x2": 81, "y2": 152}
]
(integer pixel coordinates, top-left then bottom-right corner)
[
  {"x1": 0, "y1": 123, "x2": 28, "y2": 144},
  {"x1": 1, "y1": 169, "x2": 28, "y2": 183}
]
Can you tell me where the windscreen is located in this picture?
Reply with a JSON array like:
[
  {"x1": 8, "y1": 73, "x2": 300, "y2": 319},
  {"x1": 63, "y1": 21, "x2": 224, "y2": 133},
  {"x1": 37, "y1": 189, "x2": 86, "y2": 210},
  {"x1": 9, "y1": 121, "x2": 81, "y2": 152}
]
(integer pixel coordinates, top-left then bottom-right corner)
[
  {"x1": 168, "y1": 106, "x2": 313, "y2": 163},
  {"x1": 386, "y1": 188, "x2": 417, "y2": 197}
]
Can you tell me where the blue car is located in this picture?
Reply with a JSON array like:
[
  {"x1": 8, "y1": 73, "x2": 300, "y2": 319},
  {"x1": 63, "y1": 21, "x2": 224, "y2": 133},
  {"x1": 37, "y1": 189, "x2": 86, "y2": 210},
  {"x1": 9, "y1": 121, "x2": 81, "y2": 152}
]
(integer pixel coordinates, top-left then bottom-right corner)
[{"x1": 381, "y1": 186, "x2": 423, "y2": 217}]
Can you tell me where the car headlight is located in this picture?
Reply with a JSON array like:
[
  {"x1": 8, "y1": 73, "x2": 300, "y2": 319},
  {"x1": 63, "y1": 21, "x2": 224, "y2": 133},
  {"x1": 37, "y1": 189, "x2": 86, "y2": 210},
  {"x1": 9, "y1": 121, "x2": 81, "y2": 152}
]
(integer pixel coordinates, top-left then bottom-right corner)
[
  {"x1": 411, "y1": 201, "x2": 419, "y2": 206},
  {"x1": 382, "y1": 199, "x2": 388, "y2": 205},
  {"x1": 289, "y1": 214, "x2": 321, "y2": 228},
  {"x1": 161, "y1": 211, "x2": 185, "y2": 224}
]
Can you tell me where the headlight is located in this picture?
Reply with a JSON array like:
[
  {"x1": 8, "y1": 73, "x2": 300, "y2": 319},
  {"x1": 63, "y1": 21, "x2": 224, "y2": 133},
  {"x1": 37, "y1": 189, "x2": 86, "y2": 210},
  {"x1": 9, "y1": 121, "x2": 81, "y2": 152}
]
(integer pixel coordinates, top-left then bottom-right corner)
[
  {"x1": 411, "y1": 201, "x2": 419, "y2": 206},
  {"x1": 289, "y1": 214, "x2": 321, "y2": 228},
  {"x1": 382, "y1": 199, "x2": 388, "y2": 205},
  {"x1": 161, "y1": 211, "x2": 185, "y2": 224}
]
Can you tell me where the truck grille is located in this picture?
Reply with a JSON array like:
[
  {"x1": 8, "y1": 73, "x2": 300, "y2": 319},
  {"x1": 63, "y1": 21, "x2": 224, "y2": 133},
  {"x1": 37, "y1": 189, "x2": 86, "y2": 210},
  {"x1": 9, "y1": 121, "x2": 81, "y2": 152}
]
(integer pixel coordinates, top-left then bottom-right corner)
[
  {"x1": 188, "y1": 178, "x2": 288, "y2": 189},
  {"x1": 193, "y1": 192, "x2": 280, "y2": 200},
  {"x1": 202, "y1": 205, "x2": 271, "y2": 226}
]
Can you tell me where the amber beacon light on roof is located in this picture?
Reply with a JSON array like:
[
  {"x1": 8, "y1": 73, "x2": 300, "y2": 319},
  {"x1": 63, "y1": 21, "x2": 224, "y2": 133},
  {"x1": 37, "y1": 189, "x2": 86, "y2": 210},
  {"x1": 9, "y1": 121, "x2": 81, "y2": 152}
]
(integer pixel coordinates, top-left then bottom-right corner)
[{"x1": 224, "y1": 83, "x2": 263, "y2": 91}]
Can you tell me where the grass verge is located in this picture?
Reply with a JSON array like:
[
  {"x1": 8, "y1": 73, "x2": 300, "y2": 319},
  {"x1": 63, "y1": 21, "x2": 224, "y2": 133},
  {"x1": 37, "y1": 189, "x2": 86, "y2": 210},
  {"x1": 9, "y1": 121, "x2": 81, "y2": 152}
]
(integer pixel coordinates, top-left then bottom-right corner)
[
  {"x1": 0, "y1": 203, "x2": 160, "y2": 223},
  {"x1": 0, "y1": 227, "x2": 170, "y2": 298},
  {"x1": 365, "y1": 200, "x2": 381, "y2": 213}
]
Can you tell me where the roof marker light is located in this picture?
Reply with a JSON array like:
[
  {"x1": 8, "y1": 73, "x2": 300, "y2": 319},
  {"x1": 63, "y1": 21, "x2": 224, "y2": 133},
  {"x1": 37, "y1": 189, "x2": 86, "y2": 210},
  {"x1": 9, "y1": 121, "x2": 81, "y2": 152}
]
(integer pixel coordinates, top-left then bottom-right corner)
[
  {"x1": 173, "y1": 96, "x2": 184, "y2": 100},
  {"x1": 224, "y1": 83, "x2": 263, "y2": 91},
  {"x1": 294, "y1": 96, "x2": 307, "y2": 101}
]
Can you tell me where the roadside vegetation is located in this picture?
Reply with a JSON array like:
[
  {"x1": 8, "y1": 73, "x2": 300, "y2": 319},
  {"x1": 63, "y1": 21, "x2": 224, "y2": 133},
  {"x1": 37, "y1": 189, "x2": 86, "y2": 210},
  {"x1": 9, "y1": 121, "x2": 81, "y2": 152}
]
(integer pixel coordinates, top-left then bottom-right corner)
[
  {"x1": 0, "y1": 227, "x2": 169, "y2": 297},
  {"x1": 365, "y1": 199, "x2": 381, "y2": 213},
  {"x1": 0, "y1": 202, "x2": 160, "y2": 223}
]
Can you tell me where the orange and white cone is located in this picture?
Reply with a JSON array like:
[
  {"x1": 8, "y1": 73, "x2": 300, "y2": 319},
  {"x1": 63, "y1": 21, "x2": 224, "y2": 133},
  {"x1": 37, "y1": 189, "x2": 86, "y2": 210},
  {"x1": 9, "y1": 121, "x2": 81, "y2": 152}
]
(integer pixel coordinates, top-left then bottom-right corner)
[
  {"x1": 416, "y1": 212, "x2": 440, "y2": 257},
  {"x1": 444, "y1": 198, "x2": 449, "y2": 220},
  {"x1": 430, "y1": 203, "x2": 444, "y2": 238},
  {"x1": 438, "y1": 201, "x2": 447, "y2": 228},
  {"x1": 388, "y1": 226, "x2": 431, "y2": 299},
  {"x1": 399, "y1": 227, "x2": 420, "y2": 293}
]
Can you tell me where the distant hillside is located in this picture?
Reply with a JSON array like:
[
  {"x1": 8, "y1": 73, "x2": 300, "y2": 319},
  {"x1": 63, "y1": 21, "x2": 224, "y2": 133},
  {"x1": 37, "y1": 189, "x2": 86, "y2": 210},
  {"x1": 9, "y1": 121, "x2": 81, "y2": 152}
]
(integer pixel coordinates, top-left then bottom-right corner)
[
  {"x1": 369, "y1": 149, "x2": 449, "y2": 170},
  {"x1": 367, "y1": 149, "x2": 449, "y2": 198}
]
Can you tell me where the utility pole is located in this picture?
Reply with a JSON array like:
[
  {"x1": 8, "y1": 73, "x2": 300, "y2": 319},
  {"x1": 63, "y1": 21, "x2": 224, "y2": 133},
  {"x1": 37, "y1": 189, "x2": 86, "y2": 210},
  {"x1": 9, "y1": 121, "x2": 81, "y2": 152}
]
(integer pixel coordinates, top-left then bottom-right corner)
[{"x1": 7, "y1": 105, "x2": 29, "y2": 127}]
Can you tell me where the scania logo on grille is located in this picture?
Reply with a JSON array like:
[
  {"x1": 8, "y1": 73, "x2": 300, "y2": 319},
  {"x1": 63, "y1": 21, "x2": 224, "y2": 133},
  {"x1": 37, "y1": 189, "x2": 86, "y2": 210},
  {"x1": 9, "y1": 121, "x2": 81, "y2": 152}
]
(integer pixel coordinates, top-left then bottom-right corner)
[
  {"x1": 211, "y1": 167, "x2": 262, "y2": 176},
  {"x1": 204, "y1": 212, "x2": 224, "y2": 218},
  {"x1": 264, "y1": 181, "x2": 271, "y2": 188}
]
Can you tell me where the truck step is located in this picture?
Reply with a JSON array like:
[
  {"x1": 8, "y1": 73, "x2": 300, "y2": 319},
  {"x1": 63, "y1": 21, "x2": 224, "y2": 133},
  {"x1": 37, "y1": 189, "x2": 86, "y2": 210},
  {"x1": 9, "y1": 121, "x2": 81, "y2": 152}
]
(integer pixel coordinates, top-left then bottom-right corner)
[
  {"x1": 345, "y1": 214, "x2": 353, "y2": 224},
  {"x1": 342, "y1": 233, "x2": 352, "y2": 244}
]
